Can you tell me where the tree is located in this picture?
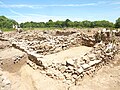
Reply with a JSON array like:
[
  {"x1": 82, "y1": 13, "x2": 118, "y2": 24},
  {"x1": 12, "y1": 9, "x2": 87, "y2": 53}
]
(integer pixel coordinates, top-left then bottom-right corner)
[
  {"x1": 39, "y1": 22, "x2": 45, "y2": 28},
  {"x1": 92, "y1": 20, "x2": 114, "y2": 28},
  {"x1": 73, "y1": 21, "x2": 79, "y2": 27},
  {"x1": 16, "y1": 16, "x2": 118, "y2": 29},
  {"x1": 115, "y1": 17, "x2": 120, "y2": 28},
  {"x1": 81, "y1": 20, "x2": 92, "y2": 28},
  {"x1": 64, "y1": 19, "x2": 73, "y2": 27},
  {"x1": 46, "y1": 19, "x2": 55, "y2": 27},
  {"x1": 0, "y1": 16, "x2": 17, "y2": 29},
  {"x1": 55, "y1": 21, "x2": 64, "y2": 28}
]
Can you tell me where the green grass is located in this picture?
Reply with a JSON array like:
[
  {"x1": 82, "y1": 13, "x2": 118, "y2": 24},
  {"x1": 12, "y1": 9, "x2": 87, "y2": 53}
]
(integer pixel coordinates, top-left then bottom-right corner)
[
  {"x1": 23, "y1": 27, "x2": 63, "y2": 31},
  {"x1": 1, "y1": 28, "x2": 14, "y2": 32},
  {"x1": 1, "y1": 27, "x2": 64, "y2": 32},
  {"x1": 2, "y1": 27, "x2": 116, "y2": 32}
]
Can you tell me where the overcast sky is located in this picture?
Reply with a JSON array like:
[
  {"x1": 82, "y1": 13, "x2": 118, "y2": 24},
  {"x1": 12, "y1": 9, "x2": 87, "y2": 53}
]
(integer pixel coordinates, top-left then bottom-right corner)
[{"x1": 0, "y1": 0, "x2": 120, "y2": 23}]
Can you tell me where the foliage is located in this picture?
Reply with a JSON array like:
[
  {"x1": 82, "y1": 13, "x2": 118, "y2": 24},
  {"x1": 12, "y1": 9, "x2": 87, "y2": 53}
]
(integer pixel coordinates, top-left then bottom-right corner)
[
  {"x1": 20, "y1": 19, "x2": 115, "y2": 29},
  {"x1": 92, "y1": 20, "x2": 114, "y2": 28},
  {"x1": 1, "y1": 16, "x2": 120, "y2": 32},
  {"x1": 115, "y1": 17, "x2": 120, "y2": 28},
  {"x1": 0, "y1": 16, "x2": 18, "y2": 29}
]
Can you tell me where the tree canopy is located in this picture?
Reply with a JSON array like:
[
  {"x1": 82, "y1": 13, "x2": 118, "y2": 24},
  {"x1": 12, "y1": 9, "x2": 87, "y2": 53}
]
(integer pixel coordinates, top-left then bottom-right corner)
[
  {"x1": 0, "y1": 16, "x2": 120, "y2": 30},
  {"x1": 20, "y1": 19, "x2": 115, "y2": 29},
  {"x1": 0, "y1": 16, "x2": 18, "y2": 29},
  {"x1": 115, "y1": 17, "x2": 120, "y2": 28}
]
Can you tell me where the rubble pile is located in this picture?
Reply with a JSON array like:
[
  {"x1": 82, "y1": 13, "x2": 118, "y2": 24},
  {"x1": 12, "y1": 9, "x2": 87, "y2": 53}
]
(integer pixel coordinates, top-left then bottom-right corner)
[
  {"x1": 0, "y1": 69, "x2": 11, "y2": 90},
  {"x1": 115, "y1": 30, "x2": 120, "y2": 36},
  {"x1": 0, "y1": 41, "x2": 11, "y2": 50},
  {"x1": 24, "y1": 29, "x2": 120, "y2": 85},
  {"x1": 35, "y1": 42, "x2": 118, "y2": 85},
  {"x1": 12, "y1": 54, "x2": 25, "y2": 64},
  {"x1": 11, "y1": 30, "x2": 95, "y2": 55}
]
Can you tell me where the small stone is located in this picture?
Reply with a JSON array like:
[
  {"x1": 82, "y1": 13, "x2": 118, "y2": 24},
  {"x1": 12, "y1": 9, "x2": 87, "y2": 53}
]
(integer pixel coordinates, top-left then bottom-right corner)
[
  {"x1": 88, "y1": 54, "x2": 96, "y2": 60},
  {"x1": 81, "y1": 64, "x2": 90, "y2": 69},
  {"x1": 1, "y1": 76, "x2": 7, "y2": 82},
  {"x1": 68, "y1": 66, "x2": 74, "y2": 70},
  {"x1": 58, "y1": 74, "x2": 65, "y2": 80},
  {"x1": 77, "y1": 67, "x2": 84, "y2": 74},
  {"x1": 66, "y1": 59, "x2": 75, "y2": 66},
  {"x1": 64, "y1": 73, "x2": 72, "y2": 80},
  {"x1": 65, "y1": 80, "x2": 72, "y2": 85},
  {"x1": 27, "y1": 60, "x2": 34, "y2": 67},
  {"x1": 81, "y1": 56, "x2": 90, "y2": 63},
  {"x1": 46, "y1": 69, "x2": 54, "y2": 78},
  {"x1": 2, "y1": 79, "x2": 10, "y2": 85},
  {"x1": 72, "y1": 74, "x2": 78, "y2": 79},
  {"x1": 89, "y1": 60, "x2": 101, "y2": 66},
  {"x1": 40, "y1": 70, "x2": 46, "y2": 74},
  {"x1": 59, "y1": 66, "x2": 66, "y2": 73}
]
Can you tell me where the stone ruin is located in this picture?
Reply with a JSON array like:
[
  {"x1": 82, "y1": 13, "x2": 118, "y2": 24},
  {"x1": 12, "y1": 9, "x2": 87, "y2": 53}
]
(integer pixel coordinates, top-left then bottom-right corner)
[
  {"x1": 26, "y1": 41, "x2": 119, "y2": 85},
  {"x1": 0, "y1": 29, "x2": 120, "y2": 87},
  {"x1": 26, "y1": 30, "x2": 119, "y2": 85},
  {"x1": 11, "y1": 30, "x2": 95, "y2": 55}
]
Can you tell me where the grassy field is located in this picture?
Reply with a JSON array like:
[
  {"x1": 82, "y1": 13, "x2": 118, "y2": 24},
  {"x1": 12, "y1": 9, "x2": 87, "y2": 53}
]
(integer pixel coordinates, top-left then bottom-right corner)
[
  {"x1": 1, "y1": 28, "x2": 15, "y2": 32},
  {"x1": 1, "y1": 27, "x2": 119, "y2": 32},
  {"x1": 23, "y1": 27, "x2": 64, "y2": 31},
  {"x1": 1, "y1": 27, "x2": 63, "y2": 32}
]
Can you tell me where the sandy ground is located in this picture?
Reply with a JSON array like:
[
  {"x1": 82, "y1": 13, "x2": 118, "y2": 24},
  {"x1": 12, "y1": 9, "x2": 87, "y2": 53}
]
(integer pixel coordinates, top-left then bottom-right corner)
[
  {"x1": 3, "y1": 61, "x2": 120, "y2": 90},
  {"x1": 43, "y1": 46, "x2": 92, "y2": 65},
  {"x1": 70, "y1": 66, "x2": 120, "y2": 90},
  {"x1": 0, "y1": 42, "x2": 120, "y2": 90},
  {"x1": 4, "y1": 64, "x2": 68, "y2": 90}
]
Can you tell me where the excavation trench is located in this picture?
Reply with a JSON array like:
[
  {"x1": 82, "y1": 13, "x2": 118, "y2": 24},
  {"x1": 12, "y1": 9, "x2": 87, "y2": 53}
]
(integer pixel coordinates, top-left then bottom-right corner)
[{"x1": 0, "y1": 30, "x2": 120, "y2": 90}]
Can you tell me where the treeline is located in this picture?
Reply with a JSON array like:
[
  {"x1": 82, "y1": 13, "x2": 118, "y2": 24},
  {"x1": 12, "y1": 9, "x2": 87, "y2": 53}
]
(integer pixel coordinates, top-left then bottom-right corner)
[
  {"x1": 0, "y1": 16, "x2": 18, "y2": 29},
  {"x1": 20, "y1": 18, "x2": 120, "y2": 29},
  {"x1": 0, "y1": 16, "x2": 120, "y2": 30}
]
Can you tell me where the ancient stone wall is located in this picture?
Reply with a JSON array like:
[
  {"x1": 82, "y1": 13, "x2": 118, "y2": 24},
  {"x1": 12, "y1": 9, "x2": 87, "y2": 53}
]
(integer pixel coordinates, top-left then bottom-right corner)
[
  {"x1": 11, "y1": 30, "x2": 95, "y2": 56},
  {"x1": 27, "y1": 41, "x2": 119, "y2": 85}
]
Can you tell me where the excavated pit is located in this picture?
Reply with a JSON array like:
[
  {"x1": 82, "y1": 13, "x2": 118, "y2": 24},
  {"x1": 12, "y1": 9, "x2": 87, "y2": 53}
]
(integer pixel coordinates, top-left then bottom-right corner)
[{"x1": 0, "y1": 29, "x2": 120, "y2": 90}]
